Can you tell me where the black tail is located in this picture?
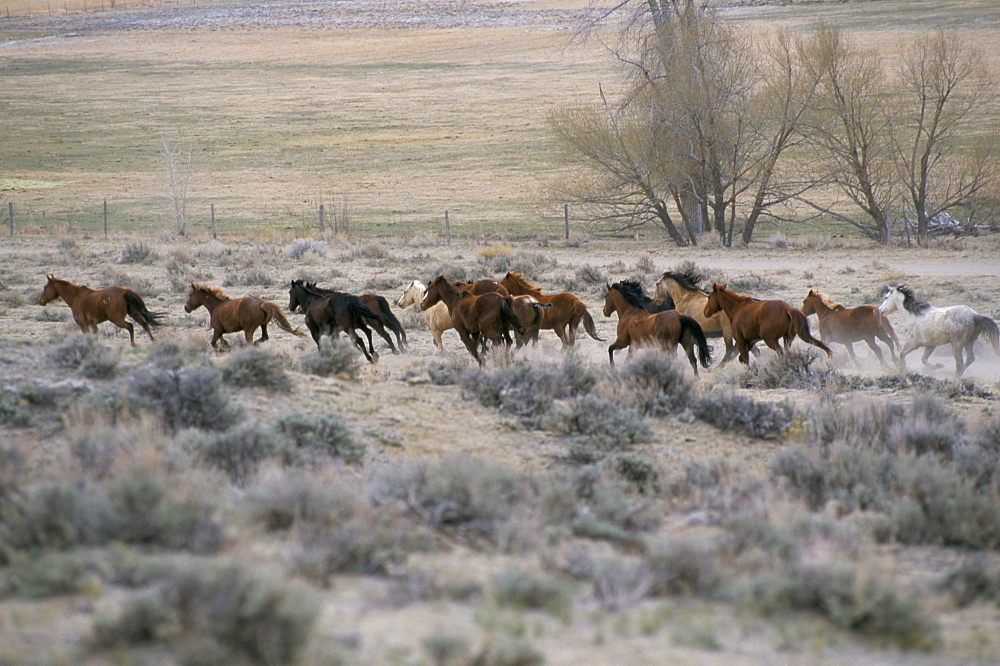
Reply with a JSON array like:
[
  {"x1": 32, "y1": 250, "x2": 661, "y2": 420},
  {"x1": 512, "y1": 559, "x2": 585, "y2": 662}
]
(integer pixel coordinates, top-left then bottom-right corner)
[
  {"x1": 973, "y1": 314, "x2": 1000, "y2": 355},
  {"x1": 500, "y1": 297, "x2": 525, "y2": 335},
  {"x1": 679, "y1": 315, "x2": 712, "y2": 369},
  {"x1": 375, "y1": 297, "x2": 407, "y2": 345},
  {"x1": 123, "y1": 291, "x2": 164, "y2": 327},
  {"x1": 349, "y1": 298, "x2": 384, "y2": 325}
]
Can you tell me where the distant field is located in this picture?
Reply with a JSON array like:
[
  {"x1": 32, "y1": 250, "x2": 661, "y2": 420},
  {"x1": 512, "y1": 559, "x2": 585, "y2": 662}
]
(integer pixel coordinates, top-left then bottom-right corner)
[{"x1": 0, "y1": 0, "x2": 997, "y2": 239}]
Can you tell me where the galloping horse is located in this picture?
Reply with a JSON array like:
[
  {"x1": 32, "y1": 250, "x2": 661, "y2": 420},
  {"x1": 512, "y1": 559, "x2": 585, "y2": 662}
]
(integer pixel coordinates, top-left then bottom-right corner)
[
  {"x1": 38, "y1": 275, "x2": 164, "y2": 345},
  {"x1": 801, "y1": 289, "x2": 899, "y2": 370},
  {"x1": 704, "y1": 284, "x2": 832, "y2": 364},
  {"x1": 399, "y1": 279, "x2": 453, "y2": 350},
  {"x1": 185, "y1": 283, "x2": 304, "y2": 351},
  {"x1": 452, "y1": 279, "x2": 510, "y2": 296},
  {"x1": 500, "y1": 272, "x2": 604, "y2": 347},
  {"x1": 296, "y1": 281, "x2": 406, "y2": 354},
  {"x1": 655, "y1": 269, "x2": 737, "y2": 364},
  {"x1": 603, "y1": 280, "x2": 712, "y2": 374},
  {"x1": 288, "y1": 280, "x2": 384, "y2": 362},
  {"x1": 878, "y1": 285, "x2": 1000, "y2": 377},
  {"x1": 420, "y1": 275, "x2": 523, "y2": 365}
]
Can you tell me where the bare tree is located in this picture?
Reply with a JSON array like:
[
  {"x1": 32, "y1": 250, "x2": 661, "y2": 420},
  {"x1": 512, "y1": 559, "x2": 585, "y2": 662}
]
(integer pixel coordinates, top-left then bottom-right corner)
[
  {"x1": 162, "y1": 136, "x2": 193, "y2": 236},
  {"x1": 890, "y1": 31, "x2": 998, "y2": 244}
]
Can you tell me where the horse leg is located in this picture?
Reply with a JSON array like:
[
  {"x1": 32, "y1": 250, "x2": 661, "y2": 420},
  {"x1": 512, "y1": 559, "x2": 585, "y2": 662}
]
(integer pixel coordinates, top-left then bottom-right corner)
[
  {"x1": 458, "y1": 330, "x2": 482, "y2": 364},
  {"x1": 553, "y1": 324, "x2": 570, "y2": 347},
  {"x1": 921, "y1": 346, "x2": 943, "y2": 369},
  {"x1": 952, "y1": 340, "x2": 972, "y2": 377},
  {"x1": 348, "y1": 328, "x2": 374, "y2": 363},
  {"x1": 877, "y1": 329, "x2": 899, "y2": 364},
  {"x1": 863, "y1": 337, "x2": 890, "y2": 371},
  {"x1": 720, "y1": 336, "x2": 737, "y2": 365},
  {"x1": 372, "y1": 321, "x2": 398, "y2": 354},
  {"x1": 844, "y1": 342, "x2": 861, "y2": 368},
  {"x1": 211, "y1": 329, "x2": 225, "y2": 351},
  {"x1": 246, "y1": 327, "x2": 258, "y2": 345}
]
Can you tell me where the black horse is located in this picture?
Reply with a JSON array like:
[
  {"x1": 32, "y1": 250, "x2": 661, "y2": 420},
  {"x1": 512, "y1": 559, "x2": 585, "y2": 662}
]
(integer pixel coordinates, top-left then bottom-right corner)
[
  {"x1": 295, "y1": 281, "x2": 407, "y2": 354},
  {"x1": 287, "y1": 280, "x2": 384, "y2": 362}
]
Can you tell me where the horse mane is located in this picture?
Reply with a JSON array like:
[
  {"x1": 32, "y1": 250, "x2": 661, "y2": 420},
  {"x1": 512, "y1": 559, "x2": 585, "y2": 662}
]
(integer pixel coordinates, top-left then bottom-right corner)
[
  {"x1": 613, "y1": 279, "x2": 652, "y2": 309},
  {"x1": 896, "y1": 285, "x2": 931, "y2": 315},
  {"x1": 812, "y1": 290, "x2": 842, "y2": 310},
  {"x1": 191, "y1": 283, "x2": 230, "y2": 301},
  {"x1": 661, "y1": 268, "x2": 706, "y2": 294},
  {"x1": 505, "y1": 272, "x2": 542, "y2": 295}
]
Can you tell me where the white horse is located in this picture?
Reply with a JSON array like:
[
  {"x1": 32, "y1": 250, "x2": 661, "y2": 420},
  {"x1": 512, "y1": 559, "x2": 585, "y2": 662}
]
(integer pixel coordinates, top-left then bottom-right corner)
[
  {"x1": 398, "y1": 279, "x2": 453, "y2": 350},
  {"x1": 878, "y1": 285, "x2": 999, "y2": 377}
]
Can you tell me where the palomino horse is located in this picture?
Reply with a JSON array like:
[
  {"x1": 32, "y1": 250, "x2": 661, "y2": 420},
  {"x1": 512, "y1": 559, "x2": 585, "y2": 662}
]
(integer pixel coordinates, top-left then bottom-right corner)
[
  {"x1": 288, "y1": 280, "x2": 383, "y2": 362},
  {"x1": 704, "y1": 283, "x2": 832, "y2": 364},
  {"x1": 420, "y1": 275, "x2": 523, "y2": 364},
  {"x1": 603, "y1": 280, "x2": 712, "y2": 374},
  {"x1": 38, "y1": 275, "x2": 164, "y2": 345},
  {"x1": 878, "y1": 285, "x2": 1000, "y2": 377},
  {"x1": 500, "y1": 272, "x2": 604, "y2": 347},
  {"x1": 801, "y1": 289, "x2": 899, "y2": 370},
  {"x1": 399, "y1": 279, "x2": 452, "y2": 350},
  {"x1": 184, "y1": 283, "x2": 304, "y2": 351},
  {"x1": 294, "y1": 281, "x2": 406, "y2": 354},
  {"x1": 655, "y1": 269, "x2": 737, "y2": 364}
]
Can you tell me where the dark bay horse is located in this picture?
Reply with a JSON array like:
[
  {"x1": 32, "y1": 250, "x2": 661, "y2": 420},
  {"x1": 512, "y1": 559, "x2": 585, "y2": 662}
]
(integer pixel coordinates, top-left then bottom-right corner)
[
  {"x1": 704, "y1": 283, "x2": 832, "y2": 364},
  {"x1": 287, "y1": 280, "x2": 384, "y2": 362},
  {"x1": 500, "y1": 272, "x2": 604, "y2": 347},
  {"x1": 38, "y1": 275, "x2": 164, "y2": 345},
  {"x1": 603, "y1": 280, "x2": 712, "y2": 374},
  {"x1": 420, "y1": 275, "x2": 523, "y2": 365},
  {"x1": 655, "y1": 269, "x2": 737, "y2": 364},
  {"x1": 293, "y1": 281, "x2": 406, "y2": 354},
  {"x1": 184, "y1": 283, "x2": 304, "y2": 351},
  {"x1": 801, "y1": 289, "x2": 899, "y2": 370}
]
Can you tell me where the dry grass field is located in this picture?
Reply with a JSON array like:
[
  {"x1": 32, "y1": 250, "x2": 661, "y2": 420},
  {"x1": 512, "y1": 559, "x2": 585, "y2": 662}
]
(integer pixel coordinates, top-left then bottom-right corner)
[{"x1": 2, "y1": 1, "x2": 1000, "y2": 664}]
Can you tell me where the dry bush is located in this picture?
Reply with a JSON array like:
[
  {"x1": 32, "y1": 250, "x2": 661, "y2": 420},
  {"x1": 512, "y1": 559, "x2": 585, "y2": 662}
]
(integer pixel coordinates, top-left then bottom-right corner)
[
  {"x1": 117, "y1": 241, "x2": 155, "y2": 264},
  {"x1": 275, "y1": 412, "x2": 363, "y2": 465},
  {"x1": 691, "y1": 390, "x2": 794, "y2": 439},
  {"x1": 180, "y1": 422, "x2": 287, "y2": 487},
  {"x1": 493, "y1": 566, "x2": 572, "y2": 618},
  {"x1": 219, "y1": 346, "x2": 292, "y2": 392},
  {"x1": 127, "y1": 361, "x2": 243, "y2": 433},
  {"x1": 542, "y1": 394, "x2": 651, "y2": 450},
  {"x1": 614, "y1": 351, "x2": 693, "y2": 416},
  {"x1": 49, "y1": 336, "x2": 119, "y2": 379},
  {"x1": 298, "y1": 337, "x2": 361, "y2": 379}
]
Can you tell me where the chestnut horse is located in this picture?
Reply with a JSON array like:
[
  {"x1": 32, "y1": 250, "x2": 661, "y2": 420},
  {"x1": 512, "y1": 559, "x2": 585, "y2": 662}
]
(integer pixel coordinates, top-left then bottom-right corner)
[
  {"x1": 655, "y1": 269, "x2": 737, "y2": 364},
  {"x1": 603, "y1": 280, "x2": 712, "y2": 374},
  {"x1": 801, "y1": 289, "x2": 899, "y2": 370},
  {"x1": 38, "y1": 275, "x2": 163, "y2": 345},
  {"x1": 185, "y1": 283, "x2": 304, "y2": 350},
  {"x1": 420, "y1": 275, "x2": 524, "y2": 364},
  {"x1": 452, "y1": 279, "x2": 510, "y2": 296},
  {"x1": 500, "y1": 272, "x2": 604, "y2": 347},
  {"x1": 704, "y1": 284, "x2": 832, "y2": 364}
]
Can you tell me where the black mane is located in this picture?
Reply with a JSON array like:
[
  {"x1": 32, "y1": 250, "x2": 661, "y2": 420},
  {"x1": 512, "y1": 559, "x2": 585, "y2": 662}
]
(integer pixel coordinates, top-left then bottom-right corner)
[
  {"x1": 660, "y1": 267, "x2": 706, "y2": 294},
  {"x1": 896, "y1": 285, "x2": 931, "y2": 315},
  {"x1": 613, "y1": 279, "x2": 653, "y2": 309}
]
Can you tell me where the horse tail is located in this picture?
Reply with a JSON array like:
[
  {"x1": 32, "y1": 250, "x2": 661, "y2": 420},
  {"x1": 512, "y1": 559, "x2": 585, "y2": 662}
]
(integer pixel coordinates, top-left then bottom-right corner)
[
  {"x1": 581, "y1": 308, "x2": 606, "y2": 342},
  {"x1": 500, "y1": 297, "x2": 524, "y2": 335},
  {"x1": 351, "y1": 299, "x2": 384, "y2": 325},
  {"x1": 375, "y1": 298, "x2": 407, "y2": 345},
  {"x1": 680, "y1": 315, "x2": 713, "y2": 369},
  {"x1": 790, "y1": 309, "x2": 833, "y2": 356},
  {"x1": 973, "y1": 314, "x2": 1000, "y2": 355},
  {"x1": 123, "y1": 291, "x2": 165, "y2": 328},
  {"x1": 262, "y1": 301, "x2": 306, "y2": 337},
  {"x1": 532, "y1": 302, "x2": 553, "y2": 325},
  {"x1": 878, "y1": 312, "x2": 901, "y2": 350}
]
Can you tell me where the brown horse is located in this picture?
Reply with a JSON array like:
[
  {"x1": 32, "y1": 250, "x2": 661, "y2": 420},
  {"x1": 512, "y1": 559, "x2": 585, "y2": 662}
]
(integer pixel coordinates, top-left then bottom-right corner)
[
  {"x1": 500, "y1": 272, "x2": 604, "y2": 347},
  {"x1": 452, "y1": 279, "x2": 510, "y2": 297},
  {"x1": 185, "y1": 283, "x2": 304, "y2": 350},
  {"x1": 38, "y1": 275, "x2": 164, "y2": 345},
  {"x1": 801, "y1": 289, "x2": 900, "y2": 370},
  {"x1": 420, "y1": 275, "x2": 523, "y2": 364},
  {"x1": 509, "y1": 295, "x2": 551, "y2": 348},
  {"x1": 655, "y1": 269, "x2": 737, "y2": 364},
  {"x1": 704, "y1": 283, "x2": 832, "y2": 364},
  {"x1": 603, "y1": 280, "x2": 712, "y2": 374}
]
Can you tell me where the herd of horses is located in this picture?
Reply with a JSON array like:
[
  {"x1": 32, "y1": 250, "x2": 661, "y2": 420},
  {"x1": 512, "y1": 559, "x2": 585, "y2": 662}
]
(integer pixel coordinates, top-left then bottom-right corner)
[{"x1": 36, "y1": 266, "x2": 1000, "y2": 378}]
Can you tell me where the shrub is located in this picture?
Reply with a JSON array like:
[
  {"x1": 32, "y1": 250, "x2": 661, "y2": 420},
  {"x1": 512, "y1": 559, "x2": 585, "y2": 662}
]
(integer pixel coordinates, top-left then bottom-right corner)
[
  {"x1": 219, "y1": 347, "x2": 292, "y2": 392},
  {"x1": 51, "y1": 335, "x2": 119, "y2": 379},
  {"x1": 117, "y1": 241, "x2": 154, "y2": 264},
  {"x1": 691, "y1": 390, "x2": 793, "y2": 439},
  {"x1": 223, "y1": 269, "x2": 272, "y2": 287},
  {"x1": 645, "y1": 535, "x2": 726, "y2": 597},
  {"x1": 736, "y1": 347, "x2": 838, "y2": 391},
  {"x1": 493, "y1": 566, "x2": 571, "y2": 617},
  {"x1": 476, "y1": 637, "x2": 545, "y2": 666},
  {"x1": 0, "y1": 389, "x2": 32, "y2": 428},
  {"x1": 615, "y1": 351, "x2": 694, "y2": 416},
  {"x1": 426, "y1": 358, "x2": 468, "y2": 385},
  {"x1": 243, "y1": 469, "x2": 362, "y2": 531},
  {"x1": 422, "y1": 627, "x2": 471, "y2": 666},
  {"x1": 181, "y1": 423, "x2": 288, "y2": 486},
  {"x1": 0, "y1": 550, "x2": 104, "y2": 599},
  {"x1": 608, "y1": 452, "x2": 660, "y2": 494},
  {"x1": 507, "y1": 251, "x2": 558, "y2": 278},
  {"x1": 939, "y1": 556, "x2": 1000, "y2": 607},
  {"x1": 728, "y1": 273, "x2": 782, "y2": 293},
  {"x1": 286, "y1": 238, "x2": 328, "y2": 259},
  {"x1": 128, "y1": 362, "x2": 242, "y2": 432},
  {"x1": 574, "y1": 263, "x2": 607, "y2": 288},
  {"x1": 275, "y1": 412, "x2": 364, "y2": 465},
  {"x1": 543, "y1": 394, "x2": 651, "y2": 449},
  {"x1": 90, "y1": 559, "x2": 320, "y2": 664},
  {"x1": 298, "y1": 338, "x2": 360, "y2": 379}
]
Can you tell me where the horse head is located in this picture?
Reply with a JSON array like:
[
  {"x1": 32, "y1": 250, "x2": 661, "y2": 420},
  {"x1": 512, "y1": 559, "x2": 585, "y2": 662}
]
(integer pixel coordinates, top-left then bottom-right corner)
[
  {"x1": 398, "y1": 280, "x2": 424, "y2": 309},
  {"x1": 703, "y1": 284, "x2": 727, "y2": 318},
  {"x1": 38, "y1": 275, "x2": 60, "y2": 305},
  {"x1": 288, "y1": 279, "x2": 306, "y2": 313},
  {"x1": 420, "y1": 276, "x2": 448, "y2": 311},
  {"x1": 878, "y1": 286, "x2": 901, "y2": 315}
]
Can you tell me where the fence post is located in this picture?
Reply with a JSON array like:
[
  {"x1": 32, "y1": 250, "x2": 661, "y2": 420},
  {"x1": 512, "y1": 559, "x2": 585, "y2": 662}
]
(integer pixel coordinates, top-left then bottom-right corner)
[
  {"x1": 103, "y1": 199, "x2": 108, "y2": 238},
  {"x1": 445, "y1": 210, "x2": 450, "y2": 245},
  {"x1": 210, "y1": 203, "x2": 216, "y2": 239},
  {"x1": 318, "y1": 203, "x2": 325, "y2": 233},
  {"x1": 564, "y1": 203, "x2": 569, "y2": 240},
  {"x1": 7, "y1": 201, "x2": 12, "y2": 237}
]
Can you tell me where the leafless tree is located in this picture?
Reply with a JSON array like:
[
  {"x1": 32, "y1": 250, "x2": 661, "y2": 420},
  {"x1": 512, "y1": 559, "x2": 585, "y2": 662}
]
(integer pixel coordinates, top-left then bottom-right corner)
[{"x1": 162, "y1": 136, "x2": 192, "y2": 236}]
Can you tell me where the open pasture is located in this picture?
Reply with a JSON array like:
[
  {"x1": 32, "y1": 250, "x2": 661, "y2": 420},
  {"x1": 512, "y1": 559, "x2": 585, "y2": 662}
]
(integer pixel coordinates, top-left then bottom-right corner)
[{"x1": 2, "y1": 0, "x2": 1000, "y2": 663}]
